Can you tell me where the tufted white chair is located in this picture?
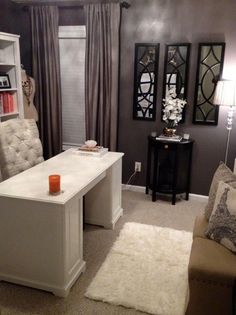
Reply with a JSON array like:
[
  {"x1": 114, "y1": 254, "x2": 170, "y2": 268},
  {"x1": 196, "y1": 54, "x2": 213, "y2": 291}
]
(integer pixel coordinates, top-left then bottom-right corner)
[{"x1": 0, "y1": 118, "x2": 44, "y2": 181}]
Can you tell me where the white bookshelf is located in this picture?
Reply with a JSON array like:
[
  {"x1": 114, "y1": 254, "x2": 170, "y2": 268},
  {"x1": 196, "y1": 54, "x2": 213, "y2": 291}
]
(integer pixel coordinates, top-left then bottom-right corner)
[{"x1": 0, "y1": 32, "x2": 24, "y2": 121}]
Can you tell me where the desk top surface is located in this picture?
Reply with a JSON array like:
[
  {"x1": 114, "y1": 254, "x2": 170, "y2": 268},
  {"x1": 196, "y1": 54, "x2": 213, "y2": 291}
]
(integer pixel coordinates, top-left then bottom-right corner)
[{"x1": 0, "y1": 149, "x2": 124, "y2": 204}]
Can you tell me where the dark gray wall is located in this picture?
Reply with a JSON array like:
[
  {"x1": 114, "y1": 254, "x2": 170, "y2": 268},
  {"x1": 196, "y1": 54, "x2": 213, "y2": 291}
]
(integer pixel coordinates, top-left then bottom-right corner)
[
  {"x1": 0, "y1": 0, "x2": 32, "y2": 73},
  {"x1": 1, "y1": 0, "x2": 236, "y2": 195},
  {"x1": 118, "y1": 0, "x2": 236, "y2": 195},
  {"x1": 0, "y1": 1, "x2": 84, "y2": 73}
]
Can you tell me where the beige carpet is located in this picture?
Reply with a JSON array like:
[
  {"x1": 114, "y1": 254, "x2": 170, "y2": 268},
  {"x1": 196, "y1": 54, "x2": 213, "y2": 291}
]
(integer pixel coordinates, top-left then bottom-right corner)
[
  {"x1": 85, "y1": 222, "x2": 192, "y2": 315},
  {"x1": 0, "y1": 190, "x2": 206, "y2": 315}
]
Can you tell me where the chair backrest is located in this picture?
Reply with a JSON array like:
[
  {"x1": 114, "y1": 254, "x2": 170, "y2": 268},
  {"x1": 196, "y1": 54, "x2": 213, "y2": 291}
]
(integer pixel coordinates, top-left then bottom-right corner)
[{"x1": 0, "y1": 118, "x2": 44, "y2": 181}]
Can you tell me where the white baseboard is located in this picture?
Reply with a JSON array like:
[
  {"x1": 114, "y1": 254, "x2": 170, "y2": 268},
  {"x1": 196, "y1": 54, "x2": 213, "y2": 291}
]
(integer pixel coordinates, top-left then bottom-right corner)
[
  {"x1": 189, "y1": 193, "x2": 208, "y2": 201},
  {"x1": 122, "y1": 184, "x2": 145, "y2": 193},
  {"x1": 122, "y1": 184, "x2": 208, "y2": 202}
]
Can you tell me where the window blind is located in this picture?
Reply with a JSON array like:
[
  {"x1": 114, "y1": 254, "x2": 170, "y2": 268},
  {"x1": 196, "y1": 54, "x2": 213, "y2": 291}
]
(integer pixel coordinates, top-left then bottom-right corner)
[{"x1": 59, "y1": 26, "x2": 86, "y2": 150}]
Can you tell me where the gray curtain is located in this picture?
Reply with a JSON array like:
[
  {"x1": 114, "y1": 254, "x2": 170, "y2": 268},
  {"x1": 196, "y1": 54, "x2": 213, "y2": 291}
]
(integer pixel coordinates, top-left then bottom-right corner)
[
  {"x1": 85, "y1": 3, "x2": 120, "y2": 151},
  {"x1": 30, "y1": 6, "x2": 62, "y2": 159}
]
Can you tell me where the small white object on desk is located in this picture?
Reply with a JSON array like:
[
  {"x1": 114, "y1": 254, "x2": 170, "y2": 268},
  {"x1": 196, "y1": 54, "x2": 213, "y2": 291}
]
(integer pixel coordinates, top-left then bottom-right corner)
[
  {"x1": 183, "y1": 133, "x2": 190, "y2": 140},
  {"x1": 85, "y1": 140, "x2": 97, "y2": 147}
]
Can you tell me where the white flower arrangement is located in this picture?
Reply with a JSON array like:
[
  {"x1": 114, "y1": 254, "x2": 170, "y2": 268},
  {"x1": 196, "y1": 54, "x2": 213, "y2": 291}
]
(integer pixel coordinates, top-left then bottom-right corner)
[{"x1": 162, "y1": 87, "x2": 187, "y2": 128}]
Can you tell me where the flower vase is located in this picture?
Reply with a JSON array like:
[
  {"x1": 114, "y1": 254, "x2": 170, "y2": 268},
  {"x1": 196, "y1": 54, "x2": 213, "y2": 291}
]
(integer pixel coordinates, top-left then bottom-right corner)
[{"x1": 163, "y1": 127, "x2": 176, "y2": 137}]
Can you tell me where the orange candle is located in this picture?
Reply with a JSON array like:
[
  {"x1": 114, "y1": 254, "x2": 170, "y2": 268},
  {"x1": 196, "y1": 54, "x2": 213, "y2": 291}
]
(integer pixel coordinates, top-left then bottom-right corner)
[{"x1": 49, "y1": 174, "x2": 61, "y2": 194}]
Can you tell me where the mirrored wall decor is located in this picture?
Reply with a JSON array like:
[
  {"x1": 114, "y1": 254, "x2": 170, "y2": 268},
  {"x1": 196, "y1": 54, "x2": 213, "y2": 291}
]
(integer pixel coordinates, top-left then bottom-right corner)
[
  {"x1": 193, "y1": 43, "x2": 225, "y2": 125},
  {"x1": 162, "y1": 44, "x2": 191, "y2": 123},
  {"x1": 162, "y1": 44, "x2": 190, "y2": 103},
  {"x1": 133, "y1": 43, "x2": 159, "y2": 121}
]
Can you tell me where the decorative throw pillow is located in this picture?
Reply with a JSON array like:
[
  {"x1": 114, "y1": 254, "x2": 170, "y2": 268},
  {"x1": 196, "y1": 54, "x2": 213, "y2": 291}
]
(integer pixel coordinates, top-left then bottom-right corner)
[
  {"x1": 204, "y1": 162, "x2": 236, "y2": 221},
  {"x1": 205, "y1": 181, "x2": 236, "y2": 253}
]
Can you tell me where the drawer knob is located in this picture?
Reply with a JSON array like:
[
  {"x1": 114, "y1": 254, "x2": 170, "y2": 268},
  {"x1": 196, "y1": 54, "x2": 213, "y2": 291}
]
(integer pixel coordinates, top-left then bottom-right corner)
[{"x1": 164, "y1": 145, "x2": 169, "y2": 149}]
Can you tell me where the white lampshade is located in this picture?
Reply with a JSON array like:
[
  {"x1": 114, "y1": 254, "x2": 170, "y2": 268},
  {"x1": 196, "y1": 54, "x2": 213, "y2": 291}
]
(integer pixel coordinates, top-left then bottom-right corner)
[{"x1": 213, "y1": 80, "x2": 236, "y2": 106}]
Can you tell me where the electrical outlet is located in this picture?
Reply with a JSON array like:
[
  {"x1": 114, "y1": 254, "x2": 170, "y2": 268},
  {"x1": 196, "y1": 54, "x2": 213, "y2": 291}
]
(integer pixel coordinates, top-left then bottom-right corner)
[{"x1": 135, "y1": 162, "x2": 141, "y2": 172}]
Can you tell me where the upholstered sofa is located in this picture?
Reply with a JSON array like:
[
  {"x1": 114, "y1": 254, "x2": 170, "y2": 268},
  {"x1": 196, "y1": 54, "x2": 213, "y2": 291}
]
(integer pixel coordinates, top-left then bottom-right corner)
[
  {"x1": 0, "y1": 118, "x2": 44, "y2": 181},
  {"x1": 186, "y1": 163, "x2": 236, "y2": 315}
]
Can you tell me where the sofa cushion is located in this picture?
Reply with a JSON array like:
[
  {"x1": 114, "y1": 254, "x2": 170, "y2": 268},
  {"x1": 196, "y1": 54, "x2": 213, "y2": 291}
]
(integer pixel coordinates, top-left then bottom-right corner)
[
  {"x1": 204, "y1": 162, "x2": 236, "y2": 221},
  {"x1": 205, "y1": 181, "x2": 236, "y2": 253},
  {"x1": 192, "y1": 214, "x2": 208, "y2": 239}
]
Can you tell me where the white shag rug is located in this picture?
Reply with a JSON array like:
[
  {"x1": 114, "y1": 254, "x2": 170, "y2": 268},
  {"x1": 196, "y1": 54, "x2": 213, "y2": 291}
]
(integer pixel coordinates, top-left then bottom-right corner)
[{"x1": 85, "y1": 222, "x2": 192, "y2": 315}]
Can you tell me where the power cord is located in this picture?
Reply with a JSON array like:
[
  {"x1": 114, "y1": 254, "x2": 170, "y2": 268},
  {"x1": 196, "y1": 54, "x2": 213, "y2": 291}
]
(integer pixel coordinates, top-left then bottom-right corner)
[{"x1": 123, "y1": 170, "x2": 138, "y2": 190}]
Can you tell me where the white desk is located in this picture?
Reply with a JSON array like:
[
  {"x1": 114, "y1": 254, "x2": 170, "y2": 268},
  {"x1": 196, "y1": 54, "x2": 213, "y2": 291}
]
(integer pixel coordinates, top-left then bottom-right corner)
[{"x1": 0, "y1": 149, "x2": 124, "y2": 297}]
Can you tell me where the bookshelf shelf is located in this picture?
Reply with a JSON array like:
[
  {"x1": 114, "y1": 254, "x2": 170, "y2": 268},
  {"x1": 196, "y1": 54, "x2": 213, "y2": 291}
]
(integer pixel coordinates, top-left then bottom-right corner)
[
  {"x1": 0, "y1": 32, "x2": 24, "y2": 122},
  {"x1": 0, "y1": 64, "x2": 16, "y2": 72},
  {"x1": 0, "y1": 111, "x2": 19, "y2": 118},
  {"x1": 0, "y1": 63, "x2": 16, "y2": 66},
  {"x1": 0, "y1": 88, "x2": 18, "y2": 92}
]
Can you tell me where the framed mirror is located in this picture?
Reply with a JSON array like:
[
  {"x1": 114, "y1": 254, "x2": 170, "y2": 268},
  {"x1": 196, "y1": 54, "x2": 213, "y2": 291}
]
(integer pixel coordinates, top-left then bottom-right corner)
[
  {"x1": 133, "y1": 43, "x2": 159, "y2": 121},
  {"x1": 193, "y1": 43, "x2": 225, "y2": 125},
  {"x1": 162, "y1": 44, "x2": 191, "y2": 123}
]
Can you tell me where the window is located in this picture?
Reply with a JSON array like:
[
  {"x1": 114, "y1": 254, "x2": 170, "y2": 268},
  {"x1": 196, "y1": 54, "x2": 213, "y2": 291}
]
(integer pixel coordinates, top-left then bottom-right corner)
[{"x1": 59, "y1": 26, "x2": 86, "y2": 150}]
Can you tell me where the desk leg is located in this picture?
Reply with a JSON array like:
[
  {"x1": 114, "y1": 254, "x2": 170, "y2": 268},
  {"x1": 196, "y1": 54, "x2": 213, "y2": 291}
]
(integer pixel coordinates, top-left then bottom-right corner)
[
  {"x1": 53, "y1": 198, "x2": 86, "y2": 297},
  {"x1": 152, "y1": 146, "x2": 158, "y2": 202},
  {"x1": 85, "y1": 158, "x2": 123, "y2": 229},
  {"x1": 0, "y1": 195, "x2": 86, "y2": 297},
  {"x1": 83, "y1": 196, "x2": 85, "y2": 230},
  {"x1": 186, "y1": 143, "x2": 193, "y2": 201},
  {"x1": 186, "y1": 192, "x2": 189, "y2": 201},
  {"x1": 146, "y1": 139, "x2": 152, "y2": 195},
  {"x1": 171, "y1": 146, "x2": 178, "y2": 205},
  {"x1": 172, "y1": 194, "x2": 176, "y2": 205}
]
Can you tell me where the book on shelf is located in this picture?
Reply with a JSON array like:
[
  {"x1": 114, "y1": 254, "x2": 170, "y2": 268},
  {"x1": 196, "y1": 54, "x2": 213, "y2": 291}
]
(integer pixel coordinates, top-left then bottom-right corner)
[
  {"x1": 156, "y1": 134, "x2": 182, "y2": 142},
  {"x1": 0, "y1": 94, "x2": 3, "y2": 114},
  {"x1": 0, "y1": 92, "x2": 15, "y2": 114},
  {"x1": 78, "y1": 145, "x2": 103, "y2": 152}
]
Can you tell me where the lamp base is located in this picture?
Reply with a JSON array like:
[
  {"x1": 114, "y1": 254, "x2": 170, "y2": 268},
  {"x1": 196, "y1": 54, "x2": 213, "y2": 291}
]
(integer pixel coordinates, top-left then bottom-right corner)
[{"x1": 224, "y1": 105, "x2": 235, "y2": 165}]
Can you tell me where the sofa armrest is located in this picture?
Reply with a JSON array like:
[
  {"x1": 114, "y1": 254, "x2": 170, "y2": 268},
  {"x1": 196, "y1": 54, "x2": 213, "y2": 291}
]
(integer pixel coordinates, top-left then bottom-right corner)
[
  {"x1": 192, "y1": 214, "x2": 208, "y2": 239},
  {"x1": 187, "y1": 237, "x2": 236, "y2": 315}
]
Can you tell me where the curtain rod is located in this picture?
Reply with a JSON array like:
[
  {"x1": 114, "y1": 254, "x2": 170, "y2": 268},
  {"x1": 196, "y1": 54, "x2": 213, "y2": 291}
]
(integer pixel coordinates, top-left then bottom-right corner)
[{"x1": 21, "y1": 1, "x2": 130, "y2": 10}]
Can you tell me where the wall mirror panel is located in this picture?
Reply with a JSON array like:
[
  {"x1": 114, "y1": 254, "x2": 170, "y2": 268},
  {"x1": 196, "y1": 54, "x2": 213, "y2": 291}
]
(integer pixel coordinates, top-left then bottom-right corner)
[
  {"x1": 193, "y1": 43, "x2": 225, "y2": 125},
  {"x1": 133, "y1": 43, "x2": 159, "y2": 121},
  {"x1": 162, "y1": 43, "x2": 191, "y2": 123}
]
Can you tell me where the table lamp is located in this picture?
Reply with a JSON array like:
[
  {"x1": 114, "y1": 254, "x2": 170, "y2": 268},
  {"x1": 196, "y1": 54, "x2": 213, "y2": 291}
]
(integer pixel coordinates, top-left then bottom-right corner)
[{"x1": 213, "y1": 80, "x2": 236, "y2": 164}]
